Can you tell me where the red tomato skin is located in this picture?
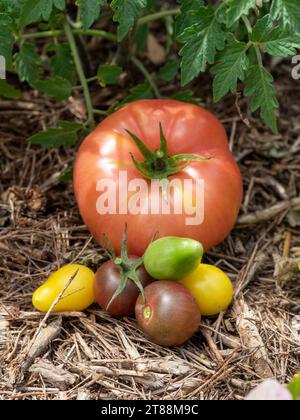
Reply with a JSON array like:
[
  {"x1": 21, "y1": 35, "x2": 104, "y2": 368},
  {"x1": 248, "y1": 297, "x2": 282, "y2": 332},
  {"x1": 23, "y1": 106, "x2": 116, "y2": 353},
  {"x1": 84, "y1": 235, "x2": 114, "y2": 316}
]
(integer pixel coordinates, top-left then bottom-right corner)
[{"x1": 74, "y1": 100, "x2": 243, "y2": 255}]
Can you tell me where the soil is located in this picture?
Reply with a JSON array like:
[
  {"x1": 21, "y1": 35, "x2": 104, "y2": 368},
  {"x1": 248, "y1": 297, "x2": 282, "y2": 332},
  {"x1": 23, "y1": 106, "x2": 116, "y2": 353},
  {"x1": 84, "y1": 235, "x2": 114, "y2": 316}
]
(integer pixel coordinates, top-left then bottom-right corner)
[{"x1": 0, "y1": 56, "x2": 299, "y2": 400}]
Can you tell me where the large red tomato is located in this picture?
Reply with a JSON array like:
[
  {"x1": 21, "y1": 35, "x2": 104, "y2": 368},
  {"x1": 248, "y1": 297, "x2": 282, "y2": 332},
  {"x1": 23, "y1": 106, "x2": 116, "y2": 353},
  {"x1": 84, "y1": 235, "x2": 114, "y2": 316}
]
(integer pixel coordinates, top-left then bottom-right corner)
[{"x1": 74, "y1": 100, "x2": 243, "y2": 255}]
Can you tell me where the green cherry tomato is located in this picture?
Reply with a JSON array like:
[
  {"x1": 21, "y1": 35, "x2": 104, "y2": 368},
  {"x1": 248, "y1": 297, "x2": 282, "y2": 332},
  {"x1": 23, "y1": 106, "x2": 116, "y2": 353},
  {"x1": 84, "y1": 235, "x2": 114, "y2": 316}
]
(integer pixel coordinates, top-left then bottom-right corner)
[
  {"x1": 179, "y1": 264, "x2": 234, "y2": 316},
  {"x1": 143, "y1": 237, "x2": 203, "y2": 280}
]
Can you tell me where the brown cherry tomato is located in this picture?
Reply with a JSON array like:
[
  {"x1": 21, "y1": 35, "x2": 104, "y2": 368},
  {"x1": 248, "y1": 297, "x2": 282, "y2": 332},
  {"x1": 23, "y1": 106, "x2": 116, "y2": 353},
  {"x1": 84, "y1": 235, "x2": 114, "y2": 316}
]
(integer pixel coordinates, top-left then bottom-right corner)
[{"x1": 135, "y1": 280, "x2": 200, "y2": 346}]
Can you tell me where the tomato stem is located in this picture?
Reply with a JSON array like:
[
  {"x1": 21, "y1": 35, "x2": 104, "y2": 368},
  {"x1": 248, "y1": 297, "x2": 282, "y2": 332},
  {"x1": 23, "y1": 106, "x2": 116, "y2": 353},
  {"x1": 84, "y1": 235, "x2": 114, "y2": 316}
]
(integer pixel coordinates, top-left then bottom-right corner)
[
  {"x1": 103, "y1": 225, "x2": 146, "y2": 309},
  {"x1": 126, "y1": 123, "x2": 211, "y2": 180},
  {"x1": 63, "y1": 19, "x2": 95, "y2": 129}
]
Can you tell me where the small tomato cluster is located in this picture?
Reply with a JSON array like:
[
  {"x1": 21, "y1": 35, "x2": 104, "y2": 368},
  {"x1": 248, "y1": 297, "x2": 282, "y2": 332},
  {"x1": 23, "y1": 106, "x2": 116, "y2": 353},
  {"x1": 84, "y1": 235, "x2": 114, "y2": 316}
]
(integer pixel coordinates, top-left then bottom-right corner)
[{"x1": 32, "y1": 234, "x2": 233, "y2": 347}]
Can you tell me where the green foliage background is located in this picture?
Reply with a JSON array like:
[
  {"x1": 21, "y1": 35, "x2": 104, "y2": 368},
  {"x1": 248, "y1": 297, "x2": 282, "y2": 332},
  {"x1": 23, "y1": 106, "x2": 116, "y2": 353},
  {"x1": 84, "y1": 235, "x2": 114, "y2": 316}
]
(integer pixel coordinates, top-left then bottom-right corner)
[{"x1": 0, "y1": 0, "x2": 300, "y2": 145}]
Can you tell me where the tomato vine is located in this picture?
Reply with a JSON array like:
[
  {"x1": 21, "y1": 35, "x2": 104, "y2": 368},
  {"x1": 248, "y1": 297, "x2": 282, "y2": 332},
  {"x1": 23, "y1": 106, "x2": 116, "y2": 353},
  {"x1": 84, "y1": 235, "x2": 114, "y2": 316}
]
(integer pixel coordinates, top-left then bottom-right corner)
[{"x1": 0, "y1": 0, "x2": 299, "y2": 145}]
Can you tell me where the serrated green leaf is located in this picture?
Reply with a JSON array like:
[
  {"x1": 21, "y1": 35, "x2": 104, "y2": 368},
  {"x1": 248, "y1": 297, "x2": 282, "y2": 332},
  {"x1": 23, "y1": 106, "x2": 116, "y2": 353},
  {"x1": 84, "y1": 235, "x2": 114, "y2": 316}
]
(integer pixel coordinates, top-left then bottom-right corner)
[
  {"x1": 146, "y1": 0, "x2": 159, "y2": 11},
  {"x1": 111, "y1": 0, "x2": 147, "y2": 41},
  {"x1": 158, "y1": 61, "x2": 179, "y2": 82},
  {"x1": 171, "y1": 89, "x2": 202, "y2": 106},
  {"x1": 60, "y1": 166, "x2": 73, "y2": 182},
  {"x1": 53, "y1": 0, "x2": 65, "y2": 10},
  {"x1": 225, "y1": 0, "x2": 257, "y2": 27},
  {"x1": 97, "y1": 64, "x2": 122, "y2": 86},
  {"x1": 125, "y1": 82, "x2": 153, "y2": 101},
  {"x1": 34, "y1": 76, "x2": 72, "y2": 101},
  {"x1": 0, "y1": 80, "x2": 22, "y2": 99},
  {"x1": 134, "y1": 24, "x2": 149, "y2": 52},
  {"x1": 28, "y1": 120, "x2": 83, "y2": 148},
  {"x1": 20, "y1": 0, "x2": 64, "y2": 26},
  {"x1": 109, "y1": 82, "x2": 153, "y2": 113},
  {"x1": 48, "y1": 43, "x2": 75, "y2": 84},
  {"x1": 288, "y1": 374, "x2": 300, "y2": 401},
  {"x1": 1, "y1": 0, "x2": 26, "y2": 18},
  {"x1": 0, "y1": 12, "x2": 12, "y2": 25},
  {"x1": 211, "y1": 35, "x2": 250, "y2": 102},
  {"x1": 179, "y1": 6, "x2": 225, "y2": 86},
  {"x1": 175, "y1": 0, "x2": 204, "y2": 38},
  {"x1": 178, "y1": 0, "x2": 205, "y2": 12},
  {"x1": 20, "y1": 0, "x2": 53, "y2": 26},
  {"x1": 0, "y1": 14, "x2": 14, "y2": 68},
  {"x1": 15, "y1": 44, "x2": 41, "y2": 85},
  {"x1": 244, "y1": 64, "x2": 279, "y2": 132},
  {"x1": 78, "y1": 0, "x2": 107, "y2": 30},
  {"x1": 252, "y1": 15, "x2": 300, "y2": 57},
  {"x1": 270, "y1": 0, "x2": 300, "y2": 34}
]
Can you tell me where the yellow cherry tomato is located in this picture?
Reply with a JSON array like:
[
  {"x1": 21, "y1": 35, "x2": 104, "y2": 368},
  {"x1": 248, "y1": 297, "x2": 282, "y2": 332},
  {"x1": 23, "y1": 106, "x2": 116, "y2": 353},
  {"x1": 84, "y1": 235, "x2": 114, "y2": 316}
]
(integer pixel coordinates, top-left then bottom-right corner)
[
  {"x1": 32, "y1": 264, "x2": 95, "y2": 313},
  {"x1": 179, "y1": 264, "x2": 233, "y2": 316}
]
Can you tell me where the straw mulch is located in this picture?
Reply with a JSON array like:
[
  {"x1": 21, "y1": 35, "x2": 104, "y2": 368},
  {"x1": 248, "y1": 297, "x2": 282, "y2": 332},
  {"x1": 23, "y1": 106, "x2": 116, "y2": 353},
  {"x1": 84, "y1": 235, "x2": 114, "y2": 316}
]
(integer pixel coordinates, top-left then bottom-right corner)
[{"x1": 0, "y1": 60, "x2": 299, "y2": 400}]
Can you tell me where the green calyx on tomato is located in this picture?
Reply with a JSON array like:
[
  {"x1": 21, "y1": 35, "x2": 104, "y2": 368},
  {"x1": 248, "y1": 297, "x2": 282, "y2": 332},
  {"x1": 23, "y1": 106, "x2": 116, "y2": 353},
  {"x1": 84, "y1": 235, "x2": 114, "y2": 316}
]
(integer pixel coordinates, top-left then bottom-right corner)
[
  {"x1": 144, "y1": 236, "x2": 204, "y2": 280},
  {"x1": 126, "y1": 123, "x2": 210, "y2": 181},
  {"x1": 103, "y1": 225, "x2": 145, "y2": 309}
]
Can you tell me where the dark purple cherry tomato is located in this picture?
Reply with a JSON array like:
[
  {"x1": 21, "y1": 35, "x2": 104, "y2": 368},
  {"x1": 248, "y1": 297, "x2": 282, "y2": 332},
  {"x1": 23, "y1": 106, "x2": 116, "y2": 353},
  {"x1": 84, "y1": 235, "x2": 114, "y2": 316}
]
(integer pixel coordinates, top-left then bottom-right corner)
[{"x1": 135, "y1": 281, "x2": 200, "y2": 346}]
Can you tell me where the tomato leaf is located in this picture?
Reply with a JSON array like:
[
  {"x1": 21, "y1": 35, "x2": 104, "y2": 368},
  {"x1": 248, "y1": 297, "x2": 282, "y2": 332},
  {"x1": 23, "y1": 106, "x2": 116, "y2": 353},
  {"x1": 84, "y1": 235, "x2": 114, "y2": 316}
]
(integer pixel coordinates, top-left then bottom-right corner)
[
  {"x1": 53, "y1": 0, "x2": 65, "y2": 10},
  {"x1": 0, "y1": 14, "x2": 14, "y2": 68},
  {"x1": 28, "y1": 121, "x2": 83, "y2": 148},
  {"x1": 158, "y1": 61, "x2": 180, "y2": 82},
  {"x1": 97, "y1": 64, "x2": 123, "y2": 87},
  {"x1": 48, "y1": 43, "x2": 75, "y2": 84},
  {"x1": 244, "y1": 64, "x2": 279, "y2": 133},
  {"x1": 171, "y1": 89, "x2": 203, "y2": 106},
  {"x1": 78, "y1": 0, "x2": 107, "y2": 30},
  {"x1": 179, "y1": 6, "x2": 226, "y2": 86},
  {"x1": 251, "y1": 15, "x2": 300, "y2": 57},
  {"x1": 111, "y1": 0, "x2": 148, "y2": 41},
  {"x1": 15, "y1": 44, "x2": 41, "y2": 85},
  {"x1": 0, "y1": 80, "x2": 22, "y2": 99},
  {"x1": 270, "y1": 0, "x2": 300, "y2": 34},
  {"x1": 134, "y1": 24, "x2": 149, "y2": 52},
  {"x1": 175, "y1": 0, "x2": 204, "y2": 38},
  {"x1": 211, "y1": 34, "x2": 250, "y2": 102},
  {"x1": 60, "y1": 166, "x2": 73, "y2": 182},
  {"x1": 109, "y1": 82, "x2": 153, "y2": 113},
  {"x1": 224, "y1": 0, "x2": 257, "y2": 27},
  {"x1": 146, "y1": 0, "x2": 159, "y2": 11},
  {"x1": 20, "y1": 0, "x2": 64, "y2": 26},
  {"x1": 0, "y1": 0, "x2": 26, "y2": 19},
  {"x1": 34, "y1": 76, "x2": 72, "y2": 101}
]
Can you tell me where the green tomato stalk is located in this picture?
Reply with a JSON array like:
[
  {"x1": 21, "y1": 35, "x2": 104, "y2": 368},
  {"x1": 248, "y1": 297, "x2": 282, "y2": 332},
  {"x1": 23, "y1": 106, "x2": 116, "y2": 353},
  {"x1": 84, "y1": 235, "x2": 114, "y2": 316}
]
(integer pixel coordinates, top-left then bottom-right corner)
[
  {"x1": 103, "y1": 224, "x2": 145, "y2": 310},
  {"x1": 126, "y1": 123, "x2": 211, "y2": 181}
]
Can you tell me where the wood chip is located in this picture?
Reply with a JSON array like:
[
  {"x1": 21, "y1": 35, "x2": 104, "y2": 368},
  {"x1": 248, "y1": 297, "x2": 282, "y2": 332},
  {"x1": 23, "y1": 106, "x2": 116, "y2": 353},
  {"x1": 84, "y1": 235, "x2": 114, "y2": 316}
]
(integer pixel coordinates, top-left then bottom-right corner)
[
  {"x1": 29, "y1": 359, "x2": 77, "y2": 390},
  {"x1": 234, "y1": 300, "x2": 273, "y2": 379},
  {"x1": 9, "y1": 318, "x2": 62, "y2": 384},
  {"x1": 237, "y1": 197, "x2": 300, "y2": 226}
]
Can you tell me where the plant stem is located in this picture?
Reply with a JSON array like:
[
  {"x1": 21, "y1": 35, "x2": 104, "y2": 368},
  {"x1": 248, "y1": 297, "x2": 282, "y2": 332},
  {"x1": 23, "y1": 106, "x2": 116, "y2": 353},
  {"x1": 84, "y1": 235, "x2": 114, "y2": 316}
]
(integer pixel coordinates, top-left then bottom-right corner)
[
  {"x1": 63, "y1": 20, "x2": 95, "y2": 128},
  {"x1": 75, "y1": 29, "x2": 117, "y2": 42},
  {"x1": 131, "y1": 56, "x2": 161, "y2": 98},
  {"x1": 73, "y1": 76, "x2": 99, "y2": 90},
  {"x1": 93, "y1": 109, "x2": 108, "y2": 116},
  {"x1": 20, "y1": 11, "x2": 180, "y2": 41},
  {"x1": 137, "y1": 9, "x2": 180, "y2": 26},
  {"x1": 241, "y1": 15, "x2": 253, "y2": 34},
  {"x1": 21, "y1": 28, "x2": 117, "y2": 42},
  {"x1": 254, "y1": 45, "x2": 263, "y2": 67},
  {"x1": 241, "y1": 15, "x2": 263, "y2": 67}
]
